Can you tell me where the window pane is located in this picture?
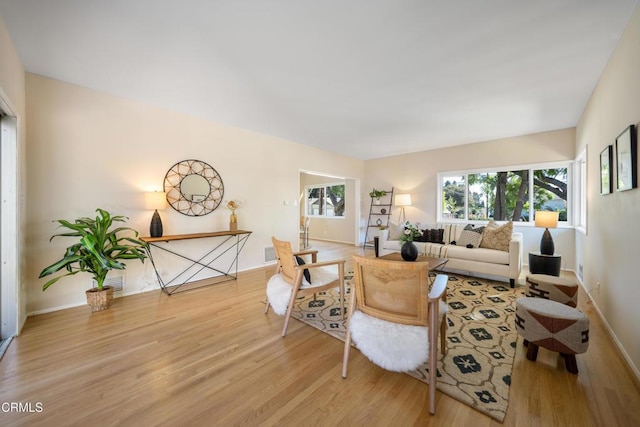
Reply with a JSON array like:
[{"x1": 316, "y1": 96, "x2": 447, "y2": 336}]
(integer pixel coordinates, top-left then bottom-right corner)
[
  {"x1": 442, "y1": 176, "x2": 465, "y2": 219},
  {"x1": 468, "y1": 170, "x2": 529, "y2": 221},
  {"x1": 533, "y1": 168, "x2": 568, "y2": 221},
  {"x1": 306, "y1": 187, "x2": 323, "y2": 216},
  {"x1": 325, "y1": 185, "x2": 345, "y2": 217}
]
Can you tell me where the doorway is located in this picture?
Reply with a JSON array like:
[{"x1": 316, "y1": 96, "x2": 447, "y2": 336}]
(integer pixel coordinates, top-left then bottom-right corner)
[
  {"x1": 299, "y1": 171, "x2": 361, "y2": 247},
  {"x1": 1, "y1": 102, "x2": 19, "y2": 351}
]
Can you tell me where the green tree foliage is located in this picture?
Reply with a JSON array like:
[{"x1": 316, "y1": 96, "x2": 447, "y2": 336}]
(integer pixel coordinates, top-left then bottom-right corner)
[{"x1": 444, "y1": 168, "x2": 567, "y2": 221}]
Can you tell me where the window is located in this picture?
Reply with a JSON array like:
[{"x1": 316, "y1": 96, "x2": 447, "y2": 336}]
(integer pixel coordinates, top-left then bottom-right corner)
[
  {"x1": 306, "y1": 183, "x2": 345, "y2": 217},
  {"x1": 574, "y1": 148, "x2": 587, "y2": 233},
  {"x1": 439, "y1": 162, "x2": 571, "y2": 224}
]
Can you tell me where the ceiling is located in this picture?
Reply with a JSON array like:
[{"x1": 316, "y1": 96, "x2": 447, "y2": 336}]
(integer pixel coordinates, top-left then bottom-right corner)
[{"x1": 1, "y1": 1, "x2": 637, "y2": 160}]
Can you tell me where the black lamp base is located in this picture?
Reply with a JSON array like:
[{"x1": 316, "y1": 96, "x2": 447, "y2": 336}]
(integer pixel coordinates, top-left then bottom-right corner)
[
  {"x1": 540, "y1": 228, "x2": 554, "y2": 255},
  {"x1": 150, "y1": 210, "x2": 163, "y2": 238}
]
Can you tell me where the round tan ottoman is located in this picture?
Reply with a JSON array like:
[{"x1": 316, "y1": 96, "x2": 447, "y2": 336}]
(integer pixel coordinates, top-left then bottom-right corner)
[
  {"x1": 515, "y1": 297, "x2": 589, "y2": 374},
  {"x1": 526, "y1": 274, "x2": 579, "y2": 307}
]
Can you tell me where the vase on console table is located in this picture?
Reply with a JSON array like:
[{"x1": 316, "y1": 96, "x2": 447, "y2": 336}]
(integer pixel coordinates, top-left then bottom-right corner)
[
  {"x1": 229, "y1": 212, "x2": 237, "y2": 231},
  {"x1": 401, "y1": 241, "x2": 418, "y2": 261},
  {"x1": 227, "y1": 200, "x2": 238, "y2": 231}
]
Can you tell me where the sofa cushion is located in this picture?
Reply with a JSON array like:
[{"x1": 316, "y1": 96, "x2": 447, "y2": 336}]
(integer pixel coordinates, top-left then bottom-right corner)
[
  {"x1": 440, "y1": 223, "x2": 464, "y2": 244},
  {"x1": 426, "y1": 228, "x2": 445, "y2": 243},
  {"x1": 456, "y1": 224, "x2": 485, "y2": 248},
  {"x1": 446, "y1": 245, "x2": 510, "y2": 264},
  {"x1": 388, "y1": 221, "x2": 405, "y2": 240},
  {"x1": 415, "y1": 228, "x2": 444, "y2": 243},
  {"x1": 480, "y1": 220, "x2": 513, "y2": 252}
]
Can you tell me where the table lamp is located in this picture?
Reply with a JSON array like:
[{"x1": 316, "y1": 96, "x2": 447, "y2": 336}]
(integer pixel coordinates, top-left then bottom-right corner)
[
  {"x1": 394, "y1": 194, "x2": 412, "y2": 223},
  {"x1": 535, "y1": 211, "x2": 559, "y2": 255},
  {"x1": 145, "y1": 191, "x2": 167, "y2": 238}
]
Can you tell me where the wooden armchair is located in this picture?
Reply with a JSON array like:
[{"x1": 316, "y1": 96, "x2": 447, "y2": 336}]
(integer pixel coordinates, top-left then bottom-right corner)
[
  {"x1": 265, "y1": 237, "x2": 345, "y2": 337},
  {"x1": 342, "y1": 254, "x2": 448, "y2": 414}
]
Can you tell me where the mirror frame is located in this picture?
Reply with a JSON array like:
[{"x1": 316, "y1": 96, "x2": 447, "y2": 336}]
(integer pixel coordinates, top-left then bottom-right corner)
[{"x1": 163, "y1": 159, "x2": 224, "y2": 216}]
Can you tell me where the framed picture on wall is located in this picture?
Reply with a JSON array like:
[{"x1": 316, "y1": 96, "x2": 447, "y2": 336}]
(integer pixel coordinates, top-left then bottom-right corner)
[
  {"x1": 600, "y1": 145, "x2": 613, "y2": 194},
  {"x1": 615, "y1": 124, "x2": 637, "y2": 192}
]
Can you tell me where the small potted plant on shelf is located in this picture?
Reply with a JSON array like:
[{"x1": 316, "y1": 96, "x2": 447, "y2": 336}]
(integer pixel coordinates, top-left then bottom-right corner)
[
  {"x1": 39, "y1": 208, "x2": 149, "y2": 312},
  {"x1": 369, "y1": 188, "x2": 387, "y2": 204}
]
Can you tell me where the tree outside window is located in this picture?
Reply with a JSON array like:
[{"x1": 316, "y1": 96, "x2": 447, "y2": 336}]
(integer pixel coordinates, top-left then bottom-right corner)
[
  {"x1": 306, "y1": 184, "x2": 345, "y2": 217},
  {"x1": 440, "y1": 165, "x2": 568, "y2": 222}
]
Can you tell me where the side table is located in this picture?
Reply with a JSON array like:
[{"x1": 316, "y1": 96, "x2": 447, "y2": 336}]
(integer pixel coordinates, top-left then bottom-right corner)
[{"x1": 528, "y1": 252, "x2": 561, "y2": 277}]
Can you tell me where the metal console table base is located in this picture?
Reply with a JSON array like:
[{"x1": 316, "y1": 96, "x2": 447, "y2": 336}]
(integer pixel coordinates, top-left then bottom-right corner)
[{"x1": 142, "y1": 230, "x2": 252, "y2": 295}]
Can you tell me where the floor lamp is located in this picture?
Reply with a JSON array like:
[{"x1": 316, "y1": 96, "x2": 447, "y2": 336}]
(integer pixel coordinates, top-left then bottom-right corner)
[
  {"x1": 394, "y1": 194, "x2": 412, "y2": 223},
  {"x1": 535, "y1": 211, "x2": 559, "y2": 255}
]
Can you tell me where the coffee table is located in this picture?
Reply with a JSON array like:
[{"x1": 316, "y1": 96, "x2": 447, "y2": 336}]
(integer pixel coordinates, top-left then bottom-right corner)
[{"x1": 378, "y1": 252, "x2": 448, "y2": 272}]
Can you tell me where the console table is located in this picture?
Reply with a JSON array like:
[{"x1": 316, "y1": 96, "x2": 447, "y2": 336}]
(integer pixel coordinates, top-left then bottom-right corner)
[{"x1": 141, "y1": 230, "x2": 252, "y2": 295}]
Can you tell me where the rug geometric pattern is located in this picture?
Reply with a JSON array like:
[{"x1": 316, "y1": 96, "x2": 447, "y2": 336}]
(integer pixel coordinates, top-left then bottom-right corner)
[{"x1": 289, "y1": 272, "x2": 525, "y2": 422}]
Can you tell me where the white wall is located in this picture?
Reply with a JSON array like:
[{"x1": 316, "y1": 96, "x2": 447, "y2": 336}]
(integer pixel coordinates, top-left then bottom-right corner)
[
  {"x1": 25, "y1": 74, "x2": 364, "y2": 313},
  {"x1": 576, "y1": 5, "x2": 640, "y2": 376},
  {"x1": 0, "y1": 15, "x2": 27, "y2": 335},
  {"x1": 364, "y1": 128, "x2": 577, "y2": 269}
]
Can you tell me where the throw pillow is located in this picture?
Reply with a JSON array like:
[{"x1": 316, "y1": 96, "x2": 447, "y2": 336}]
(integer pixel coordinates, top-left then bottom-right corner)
[
  {"x1": 456, "y1": 224, "x2": 485, "y2": 248},
  {"x1": 480, "y1": 221, "x2": 513, "y2": 252},
  {"x1": 423, "y1": 228, "x2": 444, "y2": 244},
  {"x1": 388, "y1": 221, "x2": 404, "y2": 240},
  {"x1": 295, "y1": 256, "x2": 312, "y2": 284}
]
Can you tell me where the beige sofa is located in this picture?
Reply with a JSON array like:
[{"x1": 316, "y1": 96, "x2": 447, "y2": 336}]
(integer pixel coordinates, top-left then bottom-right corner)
[{"x1": 375, "y1": 222, "x2": 523, "y2": 287}]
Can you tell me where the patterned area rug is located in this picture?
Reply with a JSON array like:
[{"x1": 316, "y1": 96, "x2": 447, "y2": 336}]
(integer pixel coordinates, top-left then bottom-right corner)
[{"x1": 289, "y1": 272, "x2": 525, "y2": 422}]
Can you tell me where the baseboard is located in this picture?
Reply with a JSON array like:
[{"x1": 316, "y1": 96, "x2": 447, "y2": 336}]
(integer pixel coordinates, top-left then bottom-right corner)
[{"x1": 577, "y1": 275, "x2": 640, "y2": 386}]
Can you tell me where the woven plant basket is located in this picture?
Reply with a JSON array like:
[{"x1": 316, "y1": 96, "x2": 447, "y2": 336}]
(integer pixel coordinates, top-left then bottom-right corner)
[{"x1": 85, "y1": 286, "x2": 114, "y2": 312}]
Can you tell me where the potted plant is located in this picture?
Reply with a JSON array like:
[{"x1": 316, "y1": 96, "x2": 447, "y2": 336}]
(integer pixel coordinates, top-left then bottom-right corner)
[
  {"x1": 369, "y1": 188, "x2": 387, "y2": 204},
  {"x1": 39, "y1": 208, "x2": 149, "y2": 312}
]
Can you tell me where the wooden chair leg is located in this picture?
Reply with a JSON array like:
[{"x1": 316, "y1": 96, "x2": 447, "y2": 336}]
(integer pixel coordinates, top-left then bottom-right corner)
[
  {"x1": 339, "y1": 263, "x2": 345, "y2": 319},
  {"x1": 428, "y1": 309, "x2": 438, "y2": 414},
  {"x1": 440, "y1": 315, "x2": 447, "y2": 354},
  {"x1": 342, "y1": 287, "x2": 357, "y2": 379},
  {"x1": 281, "y1": 289, "x2": 299, "y2": 337}
]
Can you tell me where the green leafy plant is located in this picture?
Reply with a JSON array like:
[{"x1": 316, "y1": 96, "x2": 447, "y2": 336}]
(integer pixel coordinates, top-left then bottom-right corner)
[
  {"x1": 399, "y1": 222, "x2": 422, "y2": 243},
  {"x1": 369, "y1": 188, "x2": 387, "y2": 199},
  {"x1": 39, "y1": 208, "x2": 149, "y2": 291}
]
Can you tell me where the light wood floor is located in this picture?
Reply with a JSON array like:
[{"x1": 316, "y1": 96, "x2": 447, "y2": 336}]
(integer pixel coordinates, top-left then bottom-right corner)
[{"x1": 1, "y1": 241, "x2": 639, "y2": 426}]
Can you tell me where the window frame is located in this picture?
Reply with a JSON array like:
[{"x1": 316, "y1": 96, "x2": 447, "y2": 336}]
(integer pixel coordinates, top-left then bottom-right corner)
[
  {"x1": 574, "y1": 147, "x2": 587, "y2": 235},
  {"x1": 437, "y1": 160, "x2": 573, "y2": 225},
  {"x1": 304, "y1": 182, "x2": 346, "y2": 219}
]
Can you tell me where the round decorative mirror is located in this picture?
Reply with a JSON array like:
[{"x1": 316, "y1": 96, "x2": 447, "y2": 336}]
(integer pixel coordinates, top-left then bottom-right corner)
[{"x1": 163, "y1": 159, "x2": 224, "y2": 216}]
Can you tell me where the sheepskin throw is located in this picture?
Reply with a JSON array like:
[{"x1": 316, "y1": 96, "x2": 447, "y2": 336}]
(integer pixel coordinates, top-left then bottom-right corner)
[
  {"x1": 349, "y1": 310, "x2": 429, "y2": 372},
  {"x1": 267, "y1": 268, "x2": 340, "y2": 315},
  {"x1": 266, "y1": 274, "x2": 293, "y2": 315}
]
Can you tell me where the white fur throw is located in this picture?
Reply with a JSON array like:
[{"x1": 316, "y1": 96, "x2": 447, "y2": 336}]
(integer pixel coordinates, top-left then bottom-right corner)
[
  {"x1": 266, "y1": 268, "x2": 340, "y2": 315},
  {"x1": 349, "y1": 310, "x2": 429, "y2": 372},
  {"x1": 266, "y1": 274, "x2": 293, "y2": 315}
]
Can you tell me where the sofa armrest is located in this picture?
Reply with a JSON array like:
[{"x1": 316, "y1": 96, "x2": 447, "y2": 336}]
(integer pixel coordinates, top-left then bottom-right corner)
[{"x1": 508, "y1": 232, "x2": 523, "y2": 283}]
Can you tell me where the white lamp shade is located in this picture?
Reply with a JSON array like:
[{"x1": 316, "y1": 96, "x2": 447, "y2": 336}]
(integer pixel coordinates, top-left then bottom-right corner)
[
  {"x1": 535, "y1": 211, "x2": 559, "y2": 229},
  {"x1": 394, "y1": 194, "x2": 412, "y2": 207},
  {"x1": 145, "y1": 191, "x2": 167, "y2": 210}
]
